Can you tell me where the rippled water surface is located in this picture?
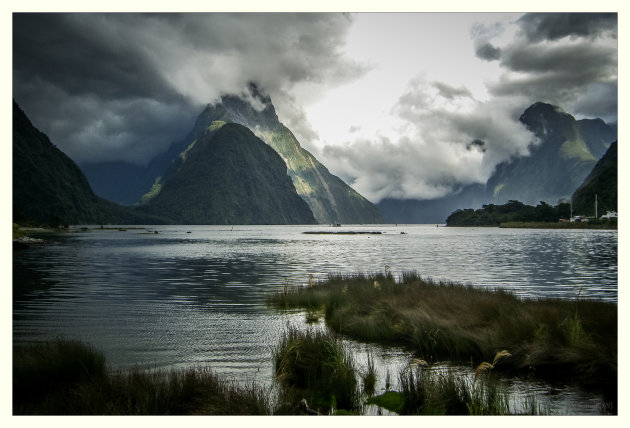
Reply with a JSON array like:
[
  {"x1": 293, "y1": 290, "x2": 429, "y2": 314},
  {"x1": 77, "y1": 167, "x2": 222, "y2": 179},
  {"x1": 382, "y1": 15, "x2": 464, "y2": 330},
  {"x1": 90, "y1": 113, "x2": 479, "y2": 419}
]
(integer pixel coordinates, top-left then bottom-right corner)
[{"x1": 13, "y1": 224, "x2": 617, "y2": 414}]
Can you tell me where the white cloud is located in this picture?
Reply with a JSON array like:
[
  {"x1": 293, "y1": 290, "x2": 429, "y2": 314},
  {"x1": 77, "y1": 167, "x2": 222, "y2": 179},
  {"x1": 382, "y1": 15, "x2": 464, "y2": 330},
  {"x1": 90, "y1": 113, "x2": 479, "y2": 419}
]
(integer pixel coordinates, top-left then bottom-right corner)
[{"x1": 319, "y1": 77, "x2": 534, "y2": 202}]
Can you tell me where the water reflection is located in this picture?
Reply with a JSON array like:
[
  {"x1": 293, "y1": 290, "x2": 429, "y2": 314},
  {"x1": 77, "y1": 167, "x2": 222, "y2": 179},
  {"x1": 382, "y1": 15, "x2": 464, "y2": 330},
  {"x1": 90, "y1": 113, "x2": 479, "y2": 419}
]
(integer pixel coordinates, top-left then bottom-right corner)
[{"x1": 12, "y1": 225, "x2": 617, "y2": 414}]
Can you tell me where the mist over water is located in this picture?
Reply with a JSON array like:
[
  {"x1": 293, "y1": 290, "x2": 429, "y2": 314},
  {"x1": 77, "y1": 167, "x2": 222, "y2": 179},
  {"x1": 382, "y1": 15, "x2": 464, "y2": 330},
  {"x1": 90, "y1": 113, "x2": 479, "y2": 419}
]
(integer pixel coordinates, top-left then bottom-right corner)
[{"x1": 13, "y1": 225, "x2": 617, "y2": 414}]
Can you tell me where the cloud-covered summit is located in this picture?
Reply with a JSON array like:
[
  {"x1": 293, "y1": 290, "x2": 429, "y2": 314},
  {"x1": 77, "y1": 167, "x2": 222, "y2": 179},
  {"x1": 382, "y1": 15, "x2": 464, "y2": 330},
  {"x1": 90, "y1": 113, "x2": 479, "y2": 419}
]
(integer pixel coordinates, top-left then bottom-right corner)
[{"x1": 13, "y1": 13, "x2": 365, "y2": 165}]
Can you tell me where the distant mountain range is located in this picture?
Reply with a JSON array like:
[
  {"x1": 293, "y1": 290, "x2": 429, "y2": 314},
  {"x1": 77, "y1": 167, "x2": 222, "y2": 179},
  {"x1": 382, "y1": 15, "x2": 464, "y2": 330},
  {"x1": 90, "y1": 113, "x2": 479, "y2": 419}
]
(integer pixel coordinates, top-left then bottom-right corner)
[
  {"x1": 378, "y1": 102, "x2": 617, "y2": 223},
  {"x1": 81, "y1": 85, "x2": 384, "y2": 224},
  {"x1": 14, "y1": 95, "x2": 617, "y2": 227}
]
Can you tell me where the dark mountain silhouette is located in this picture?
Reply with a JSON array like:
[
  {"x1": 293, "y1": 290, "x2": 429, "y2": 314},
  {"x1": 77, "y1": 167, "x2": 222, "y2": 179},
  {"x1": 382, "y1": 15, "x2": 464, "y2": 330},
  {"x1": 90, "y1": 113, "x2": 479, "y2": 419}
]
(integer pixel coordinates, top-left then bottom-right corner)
[
  {"x1": 12, "y1": 101, "x2": 167, "y2": 226},
  {"x1": 82, "y1": 85, "x2": 384, "y2": 224},
  {"x1": 572, "y1": 141, "x2": 617, "y2": 217},
  {"x1": 137, "y1": 121, "x2": 315, "y2": 225}
]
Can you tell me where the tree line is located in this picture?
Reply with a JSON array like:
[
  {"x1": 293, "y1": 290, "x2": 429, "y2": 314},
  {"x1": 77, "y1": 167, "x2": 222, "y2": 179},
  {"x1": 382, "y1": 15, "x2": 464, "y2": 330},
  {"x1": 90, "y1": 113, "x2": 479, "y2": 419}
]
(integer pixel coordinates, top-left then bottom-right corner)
[{"x1": 445, "y1": 200, "x2": 571, "y2": 226}]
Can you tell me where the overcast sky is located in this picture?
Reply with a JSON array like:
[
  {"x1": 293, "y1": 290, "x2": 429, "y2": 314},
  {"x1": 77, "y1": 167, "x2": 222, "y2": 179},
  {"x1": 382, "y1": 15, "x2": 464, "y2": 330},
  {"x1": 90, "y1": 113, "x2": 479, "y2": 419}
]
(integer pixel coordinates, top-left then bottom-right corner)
[{"x1": 12, "y1": 11, "x2": 618, "y2": 202}]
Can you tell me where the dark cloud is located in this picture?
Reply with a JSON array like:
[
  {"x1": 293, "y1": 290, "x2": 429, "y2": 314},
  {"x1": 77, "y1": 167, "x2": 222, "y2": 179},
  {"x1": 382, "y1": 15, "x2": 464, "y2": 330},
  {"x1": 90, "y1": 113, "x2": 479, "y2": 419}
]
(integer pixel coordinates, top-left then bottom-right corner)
[
  {"x1": 13, "y1": 13, "x2": 363, "y2": 164},
  {"x1": 475, "y1": 42, "x2": 501, "y2": 61},
  {"x1": 488, "y1": 40, "x2": 617, "y2": 117},
  {"x1": 473, "y1": 12, "x2": 617, "y2": 123},
  {"x1": 500, "y1": 41, "x2": 616, "y2": 76},
  {"x1": 517, "y1": 13, "x2": 617, "y2": 42},
  {"x1": 467, "y1": 139, "x2": 486, "y2": 152}
]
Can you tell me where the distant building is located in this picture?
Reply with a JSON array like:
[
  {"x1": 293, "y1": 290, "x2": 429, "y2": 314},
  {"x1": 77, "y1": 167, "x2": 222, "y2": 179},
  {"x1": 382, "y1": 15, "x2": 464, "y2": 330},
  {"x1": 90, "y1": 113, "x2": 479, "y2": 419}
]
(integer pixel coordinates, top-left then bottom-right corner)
[{"x1": 600, "y1": 211, "x2": 618, "y2": 220}]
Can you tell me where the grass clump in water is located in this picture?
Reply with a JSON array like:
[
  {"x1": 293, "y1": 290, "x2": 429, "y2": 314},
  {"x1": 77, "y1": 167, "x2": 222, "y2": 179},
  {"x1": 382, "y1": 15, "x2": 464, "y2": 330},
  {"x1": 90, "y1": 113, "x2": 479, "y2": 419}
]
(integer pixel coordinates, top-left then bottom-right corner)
[
  {"x1": 360, "y1": 352, "x2": 377, "y2": 397},
  {"x1": 273, "y1": 326, "x2": 359, "y2": 414},
  {"x1": 367, "y1": 366, "x2": 513, "y2": 415},
  {"x1": 269, "y1": 271, "x2": 617, "y2": 394}
]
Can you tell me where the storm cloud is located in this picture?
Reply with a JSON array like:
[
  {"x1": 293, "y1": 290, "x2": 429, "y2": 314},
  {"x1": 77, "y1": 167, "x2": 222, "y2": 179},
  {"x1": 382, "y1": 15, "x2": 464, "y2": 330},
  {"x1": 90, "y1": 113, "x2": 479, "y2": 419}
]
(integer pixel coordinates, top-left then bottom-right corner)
[
  {"x1": 13, "y1": 13, "x2": 365, "y2": 164},
  {"x1": 476, "y1": 12, "x2": 618, "y2": 123},
  {"x1": 475, "y1": 42, "x2": 501, "y2": 61},
  {"x1": 516, "y1": 13, "x2": 617, "y2": 42}
]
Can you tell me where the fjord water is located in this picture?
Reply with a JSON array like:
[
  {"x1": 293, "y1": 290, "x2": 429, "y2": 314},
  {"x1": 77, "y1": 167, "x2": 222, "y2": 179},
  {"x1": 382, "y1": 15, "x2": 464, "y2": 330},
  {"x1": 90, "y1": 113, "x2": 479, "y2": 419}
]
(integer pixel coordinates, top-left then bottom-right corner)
[{"x1": 13, "y1": 225, "x2": 617, "y2": 414}]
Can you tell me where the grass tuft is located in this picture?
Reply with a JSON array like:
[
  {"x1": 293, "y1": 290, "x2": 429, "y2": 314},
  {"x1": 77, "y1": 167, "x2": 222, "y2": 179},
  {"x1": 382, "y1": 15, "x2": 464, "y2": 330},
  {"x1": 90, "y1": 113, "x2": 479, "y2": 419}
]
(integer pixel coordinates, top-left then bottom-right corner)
[
  {"x1": 360, "y1": 352, "x2": 377, "y2": 397},
  {"x1": 273, "y1": 326, "x2": 359, "y2": 413}
]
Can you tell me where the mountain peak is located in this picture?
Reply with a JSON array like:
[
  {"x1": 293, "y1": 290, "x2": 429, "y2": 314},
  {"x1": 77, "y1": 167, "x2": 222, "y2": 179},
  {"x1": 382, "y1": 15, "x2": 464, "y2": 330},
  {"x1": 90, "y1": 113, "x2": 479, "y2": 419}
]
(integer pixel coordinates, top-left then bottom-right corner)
[
  {"x1": 519, "y1": 101, "x2": 577, "y2": 140},
  {"x1": 138, "y1": 120, "x2": 316, "y2": 225},
  {"x1": 192, "y1": 90, "x2": 384, "y2": 224},
  {"x1": 520, "y1": 102, "x2": 572, "y2": 124}
]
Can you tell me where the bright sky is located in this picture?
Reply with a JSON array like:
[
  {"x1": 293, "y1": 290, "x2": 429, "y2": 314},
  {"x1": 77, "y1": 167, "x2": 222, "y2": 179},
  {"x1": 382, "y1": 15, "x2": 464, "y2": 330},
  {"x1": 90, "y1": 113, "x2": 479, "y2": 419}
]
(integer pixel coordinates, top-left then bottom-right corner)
[{"x1": 301, "y1": 13, "x2": 516, "y2": 147}]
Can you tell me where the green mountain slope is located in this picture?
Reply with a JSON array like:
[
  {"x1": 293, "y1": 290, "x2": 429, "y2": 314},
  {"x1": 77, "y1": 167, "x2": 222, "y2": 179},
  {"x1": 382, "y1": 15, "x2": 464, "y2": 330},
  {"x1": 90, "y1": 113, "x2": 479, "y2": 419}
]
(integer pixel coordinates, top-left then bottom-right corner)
[
  {"x1": 487, "y1": 102, "x2": 611, "y2": 205},
  {"x1": 13, "y1": 101, "x2": 108, "y2": 225},
  {"x1": 138, "y1": 122, "x2": 316, "y2": 225},
  {"x1": 12, "y1": 101, "x2": 169, "y2": 226},
  {"x1": 572, "y1": 141, "x2": 617, "y2": 216},
  {"x1": 191, "y1": 87, "x2": 384, "y2": 224}
]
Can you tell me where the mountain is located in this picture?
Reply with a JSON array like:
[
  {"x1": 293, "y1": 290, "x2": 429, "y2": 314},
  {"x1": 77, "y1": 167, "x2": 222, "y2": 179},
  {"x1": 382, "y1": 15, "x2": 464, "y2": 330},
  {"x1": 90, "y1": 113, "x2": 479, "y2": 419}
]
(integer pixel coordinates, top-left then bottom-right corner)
[
  {"x1": 12, "y1": 101, "x2": 166, "y2": 226},
  {"x1": 377, "y1": 184, "x2": 488, "y2": 225},
  {"x1": 571, "y1": 141, "x2": 617, "y2": 217},
  {"x1": 81, "y1": 87, "x2": 384, "y2": 224},
  {"x1": 137, "y1": 121, "x2": 316, "y2": 225},
  {"x1": 175, "y1": 87, "x2": 384, "y2": 224},
  {"x1": 487, "y1": 102, "x2": 611, "y2": 205},
  {"x1": 378, "y1": 102, "x2": 617, "y2": 224}
]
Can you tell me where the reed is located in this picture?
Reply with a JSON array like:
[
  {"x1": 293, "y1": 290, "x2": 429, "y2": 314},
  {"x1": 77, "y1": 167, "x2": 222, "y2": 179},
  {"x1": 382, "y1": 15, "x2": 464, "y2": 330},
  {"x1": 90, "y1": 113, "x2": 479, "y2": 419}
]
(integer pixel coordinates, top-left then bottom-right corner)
[
  {"x1": 360, "y1": 352, "x2": 377, "y2": 397},
  {"x1": 13, "y1": 340, "x2": 271, "y2": 415},
  {"x1": 272, "y1": 326, "x2": 359, "y2": 413},
  {"x1": 268, "y1": 271, "x2": 617, "y2": 390}
]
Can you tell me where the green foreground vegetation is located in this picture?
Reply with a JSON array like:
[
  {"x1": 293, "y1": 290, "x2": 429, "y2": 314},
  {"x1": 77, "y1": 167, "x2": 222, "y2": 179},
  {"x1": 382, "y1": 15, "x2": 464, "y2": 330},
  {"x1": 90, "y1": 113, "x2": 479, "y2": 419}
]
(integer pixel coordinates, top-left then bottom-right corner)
[
  {"x1": 13, "y1": 340, "x2": 271, "y2": 415},
  {"x1": 14, "y1": 333, "x2": 560, "y2": 415},
  {"x1": 269, "y1": 273, "x2": 617, "y2": 399}
]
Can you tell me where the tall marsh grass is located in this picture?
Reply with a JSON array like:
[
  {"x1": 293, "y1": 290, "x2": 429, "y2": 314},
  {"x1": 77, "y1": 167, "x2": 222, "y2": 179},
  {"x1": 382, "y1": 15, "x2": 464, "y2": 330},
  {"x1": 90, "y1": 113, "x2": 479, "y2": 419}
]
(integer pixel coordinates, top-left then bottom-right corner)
[
  {"x1": 269, "y1": 271, "x2": 617, "y2": 390},
  {"x1": 273, "y1": 326, "x2": 359, "y2": 413},
  {"x1": 369, "y1": 364, "x2": 546, "y2": 415},
  {"x1": 13, "y1": 340, "x2": 271, "y2": 415}
]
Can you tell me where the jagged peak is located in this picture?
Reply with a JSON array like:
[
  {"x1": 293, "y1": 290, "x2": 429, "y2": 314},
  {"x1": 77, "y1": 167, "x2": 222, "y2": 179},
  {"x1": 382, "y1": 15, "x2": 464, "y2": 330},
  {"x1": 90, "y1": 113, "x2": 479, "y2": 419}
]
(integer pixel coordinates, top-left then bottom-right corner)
[{"x1": 520, "y1": 102, "x2": 571, "y2": 121}]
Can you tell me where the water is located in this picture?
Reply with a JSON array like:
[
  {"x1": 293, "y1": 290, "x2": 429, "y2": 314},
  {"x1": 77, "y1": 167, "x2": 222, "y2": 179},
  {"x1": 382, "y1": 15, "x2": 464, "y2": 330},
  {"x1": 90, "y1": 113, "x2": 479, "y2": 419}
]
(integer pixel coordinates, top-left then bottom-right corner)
[{"x1": 12, "y1": 224, "x2": 617, "y2": 414}]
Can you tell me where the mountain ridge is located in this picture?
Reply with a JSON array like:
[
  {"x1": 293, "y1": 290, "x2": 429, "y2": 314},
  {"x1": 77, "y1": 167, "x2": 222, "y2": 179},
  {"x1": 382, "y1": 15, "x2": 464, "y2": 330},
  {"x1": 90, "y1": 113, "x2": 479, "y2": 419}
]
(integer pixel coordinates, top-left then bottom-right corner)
[
  {"x1": 137, "y1": 121, "x2": 316, "y2": 225},
  {"x1": 12, "y1": 101, "x2": 169, "y2": 226},
  {"x1": 571, "y1": 140, "x2": 617, "y2": 217},
  {"x1": 377, "y1": 101, "x2": 616, "y2": 224},
  {"x1": 156, "y1": 87, "x2": 384, "y2": 224},
  {"x1": 81, "y1": 87, "x2": 384, "y2": 224}
]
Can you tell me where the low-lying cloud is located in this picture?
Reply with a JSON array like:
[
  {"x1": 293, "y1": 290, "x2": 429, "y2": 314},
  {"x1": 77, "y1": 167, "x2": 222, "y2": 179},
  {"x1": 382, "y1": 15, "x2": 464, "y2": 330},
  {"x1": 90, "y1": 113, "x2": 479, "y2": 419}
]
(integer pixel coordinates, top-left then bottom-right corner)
[{"x1": 321, "y1": 77, "x2": 535, "y2": 202}]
